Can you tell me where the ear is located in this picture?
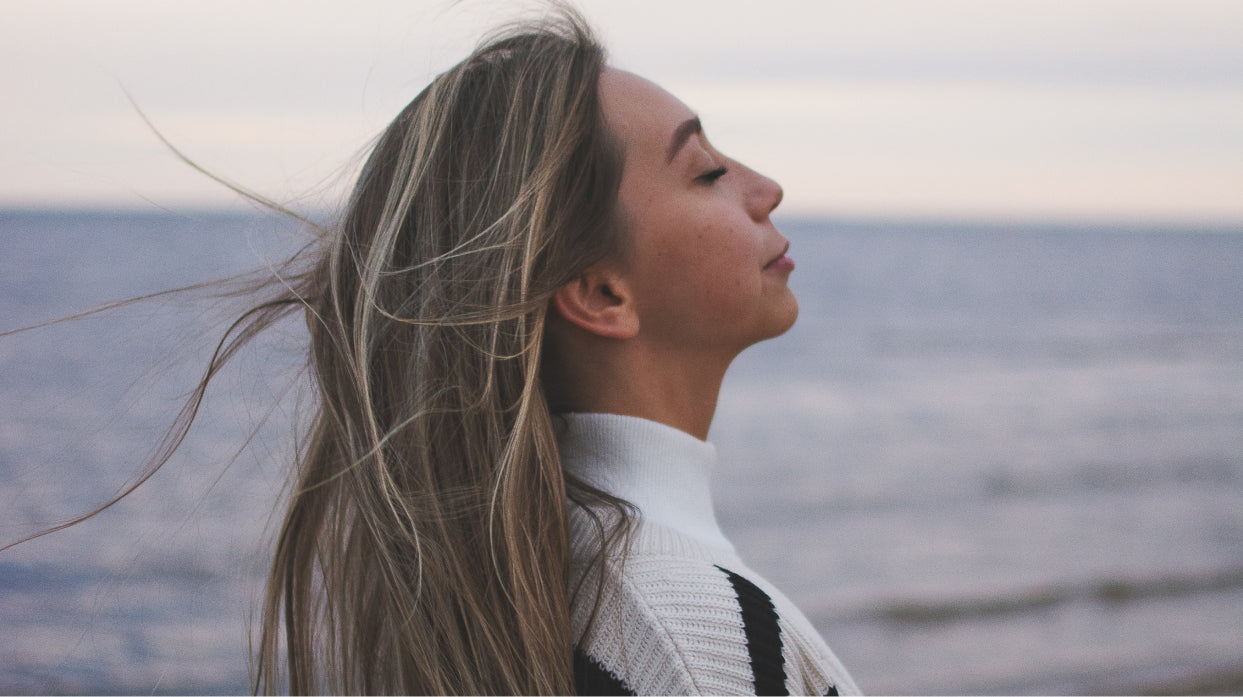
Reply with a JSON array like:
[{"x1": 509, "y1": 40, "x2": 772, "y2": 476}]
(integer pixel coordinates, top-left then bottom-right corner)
[{"x1": 551, "y1": 268, "x2": 639, "y2": 340}]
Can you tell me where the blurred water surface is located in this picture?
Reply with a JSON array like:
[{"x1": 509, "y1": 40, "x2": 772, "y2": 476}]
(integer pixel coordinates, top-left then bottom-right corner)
[{"x1": 2, "y1": 211, "x2": 1241, "y2": 694}]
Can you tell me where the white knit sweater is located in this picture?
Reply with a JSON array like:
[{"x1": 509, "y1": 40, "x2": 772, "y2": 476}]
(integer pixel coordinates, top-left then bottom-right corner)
[{"x1": 558, "y1": 413, "x2": 859, "y2": 696}]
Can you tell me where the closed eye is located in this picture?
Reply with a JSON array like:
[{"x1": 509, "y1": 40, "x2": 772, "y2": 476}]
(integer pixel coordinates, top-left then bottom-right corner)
[{"x1": 696, "y1": 166, "x2": 728, "y2": 184}]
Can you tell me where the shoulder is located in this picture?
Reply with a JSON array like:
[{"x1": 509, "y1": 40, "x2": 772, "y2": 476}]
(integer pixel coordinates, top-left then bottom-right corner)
[{"x1": 571, "y1": 520, "x2": 858, "y2": 695}]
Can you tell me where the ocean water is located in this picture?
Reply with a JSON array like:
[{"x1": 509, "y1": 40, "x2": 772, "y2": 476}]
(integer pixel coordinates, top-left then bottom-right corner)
[{"x1": 2, "y1": 211, "x2": 1241, "y2": 694}]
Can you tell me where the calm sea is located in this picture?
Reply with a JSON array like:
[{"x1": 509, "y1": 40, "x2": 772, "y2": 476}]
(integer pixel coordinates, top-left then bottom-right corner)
[{"x1": 2, "y1": 211, "x2": 1241, "y2": 694}]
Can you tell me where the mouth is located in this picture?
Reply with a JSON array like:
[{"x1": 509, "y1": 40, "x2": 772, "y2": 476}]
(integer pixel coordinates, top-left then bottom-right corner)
[{"x1": 763, "y1": 242, "x2": 794, "y2": 272}]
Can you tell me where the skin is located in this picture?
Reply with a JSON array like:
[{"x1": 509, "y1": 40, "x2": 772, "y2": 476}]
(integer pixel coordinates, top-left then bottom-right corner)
[{"x1": 547, "y1": 68, "x2": 796, "y2": 440}]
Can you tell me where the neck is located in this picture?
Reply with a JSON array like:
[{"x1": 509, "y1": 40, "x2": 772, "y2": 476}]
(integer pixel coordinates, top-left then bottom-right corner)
[{"x1": 547, "y1": 335, "x2": 733, "y2": 440}]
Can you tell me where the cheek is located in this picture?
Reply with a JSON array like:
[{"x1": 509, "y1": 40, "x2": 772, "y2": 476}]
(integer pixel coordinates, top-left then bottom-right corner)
[
  {"x1": 625, "y1": 192, "x2": 758, "y2": 310},
  {"x1": 671, "y1": 226, "x2": 758, "y2": 312},
  {"x1": 645, "y1": 223, "x2": 720, "y2": 286}
]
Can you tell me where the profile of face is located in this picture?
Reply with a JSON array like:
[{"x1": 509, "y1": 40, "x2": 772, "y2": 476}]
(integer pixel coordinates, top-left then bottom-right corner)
[{"x1": 597, "y1": 68, "x2": 798, "y2": 363}]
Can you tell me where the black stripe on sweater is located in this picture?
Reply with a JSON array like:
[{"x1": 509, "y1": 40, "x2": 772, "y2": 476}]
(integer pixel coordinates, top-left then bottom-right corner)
[
  {"x1": 717, "y1": 565, "x2": 789, "y2": 696},
  {"x1": 573, "y1": 646, "x2": 636, "y2": 696}
]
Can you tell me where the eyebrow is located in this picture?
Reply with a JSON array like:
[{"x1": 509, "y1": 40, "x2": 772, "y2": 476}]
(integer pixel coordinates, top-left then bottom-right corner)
[{"x1": 666, "y1": 116, "x2": 702, "y2": 164}]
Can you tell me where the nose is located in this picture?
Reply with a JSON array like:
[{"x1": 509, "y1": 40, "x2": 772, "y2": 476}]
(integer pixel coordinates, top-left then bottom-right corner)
[{"x1": 746, "y1": 165, "x2": 783, "y2": 221}]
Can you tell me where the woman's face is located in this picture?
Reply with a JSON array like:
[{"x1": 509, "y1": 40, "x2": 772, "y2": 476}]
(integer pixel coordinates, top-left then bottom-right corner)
[{"x1": 598, "y1": 68, "x2": 797, "y2": 360}]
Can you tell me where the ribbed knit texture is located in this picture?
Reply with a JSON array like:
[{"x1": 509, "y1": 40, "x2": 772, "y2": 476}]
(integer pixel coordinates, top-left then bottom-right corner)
[{"x1": 559, "y1": 413, "x2": 859, "y2": 696}]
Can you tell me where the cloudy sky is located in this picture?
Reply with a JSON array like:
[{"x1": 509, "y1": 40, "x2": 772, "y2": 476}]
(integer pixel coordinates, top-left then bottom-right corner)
[{"x1": 2, "y1": 0, "x2": 1241, "y2": 223}]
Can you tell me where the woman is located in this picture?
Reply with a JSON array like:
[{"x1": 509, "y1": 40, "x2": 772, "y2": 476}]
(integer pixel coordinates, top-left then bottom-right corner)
[
  {"x1": 552, "y1": 67, "x2": 854, "y2": 696},
  {"x1": 13, "y1": 7, "x2": 857, "y2": 696}
]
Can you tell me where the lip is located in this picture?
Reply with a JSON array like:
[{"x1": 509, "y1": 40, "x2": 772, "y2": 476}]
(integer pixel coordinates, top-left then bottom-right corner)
[{"x1": 763, "y1": 242, "x2": 794, "y2": 272}]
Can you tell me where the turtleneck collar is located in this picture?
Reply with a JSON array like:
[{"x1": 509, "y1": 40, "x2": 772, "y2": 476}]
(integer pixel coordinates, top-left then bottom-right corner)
[{"x1": 555, "y1": 412, "x2": 734, "y2": 552}]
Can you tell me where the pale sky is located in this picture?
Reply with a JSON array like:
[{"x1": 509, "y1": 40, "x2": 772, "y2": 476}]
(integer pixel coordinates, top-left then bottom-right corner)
[{"x1": 2, "y1": 0, "x2": 1241, "y2": 223}]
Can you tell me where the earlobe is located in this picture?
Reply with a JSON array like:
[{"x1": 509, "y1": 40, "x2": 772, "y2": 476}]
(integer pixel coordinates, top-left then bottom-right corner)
[{"x1": 551, "y1": 270, "x2": 639, "y2": 340}]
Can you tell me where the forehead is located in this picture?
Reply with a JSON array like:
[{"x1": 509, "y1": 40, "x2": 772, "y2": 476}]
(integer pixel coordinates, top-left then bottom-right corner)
[{"x1": 598, "y1": 68, "x2": 695, "y2": 159}]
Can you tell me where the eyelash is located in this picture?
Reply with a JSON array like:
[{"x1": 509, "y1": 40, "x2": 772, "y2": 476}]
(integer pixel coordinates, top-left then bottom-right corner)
[{"x1": 697, "y1": 166, "x2": 728, "y2": 184}]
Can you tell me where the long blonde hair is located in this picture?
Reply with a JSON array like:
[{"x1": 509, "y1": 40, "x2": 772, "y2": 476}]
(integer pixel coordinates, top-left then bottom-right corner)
[
  {"x1": 2, "y1": 8, "x2": 624, "y2": 694},
  {"x1": 249, "y1": 11, "x2": 626, "y2": 694}
]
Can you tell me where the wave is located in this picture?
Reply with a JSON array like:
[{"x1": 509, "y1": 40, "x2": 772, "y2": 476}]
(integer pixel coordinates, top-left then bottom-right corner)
[
  {"x1": 0, "y1": 559, "x2": 223, "y2": 594},
  {"x1": 982, "y1": 454, "x2": 1243, "y2": 499},
  {"x1": 872, "y1": 565, "x2": 1243, "y2": 624}
]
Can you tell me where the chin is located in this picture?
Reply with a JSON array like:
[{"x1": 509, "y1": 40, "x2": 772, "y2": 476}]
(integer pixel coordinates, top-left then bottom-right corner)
[
  {"x1": 773, "y1": 302, "x2": 800, "y2": 338},
  {"x1": 776, "y1": 289, "x2": 800, "y2": 331},
  {"x1": 757, "y1": 294, "x2": 800, "y2": 343}
]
